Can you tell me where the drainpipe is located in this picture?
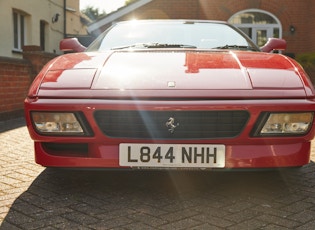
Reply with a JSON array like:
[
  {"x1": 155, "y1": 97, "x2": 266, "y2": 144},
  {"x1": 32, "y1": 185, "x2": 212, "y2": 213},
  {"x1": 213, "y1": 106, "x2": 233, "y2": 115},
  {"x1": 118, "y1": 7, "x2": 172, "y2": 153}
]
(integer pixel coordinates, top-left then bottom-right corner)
[{"x1": 63, "y1": 0, "x2": 66, "y2": 38}]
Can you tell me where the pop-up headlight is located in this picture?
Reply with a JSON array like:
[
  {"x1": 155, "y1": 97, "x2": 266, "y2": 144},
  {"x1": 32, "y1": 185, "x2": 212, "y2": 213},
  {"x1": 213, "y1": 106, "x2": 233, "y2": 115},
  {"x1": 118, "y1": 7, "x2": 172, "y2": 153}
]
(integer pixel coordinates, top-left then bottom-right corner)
[
  {"x1": 254, "y1": 112, "x2": 313, "y2": 136},
  {"x1": 31, "y1": 112, "x2": 86, "y2": 135}
]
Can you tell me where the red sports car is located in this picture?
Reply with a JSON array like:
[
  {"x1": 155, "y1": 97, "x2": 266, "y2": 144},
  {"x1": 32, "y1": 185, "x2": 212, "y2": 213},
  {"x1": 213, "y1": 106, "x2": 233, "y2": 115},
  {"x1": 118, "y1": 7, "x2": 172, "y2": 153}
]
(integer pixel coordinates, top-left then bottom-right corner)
[{"x1": 25, "y1": 20, "x2": 315, "y2": 169}]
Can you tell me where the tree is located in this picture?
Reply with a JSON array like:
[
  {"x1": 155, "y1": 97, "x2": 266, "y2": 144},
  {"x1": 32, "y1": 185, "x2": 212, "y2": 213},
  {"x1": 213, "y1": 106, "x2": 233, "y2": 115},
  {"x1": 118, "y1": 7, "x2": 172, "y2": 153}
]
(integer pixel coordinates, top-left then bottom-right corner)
[
  {"x1": 81, "y1": 1, "x2": 139, "y2": 22},
  {"x1": 125, "y1": 0, "x2": 139, "y2": 5},
  {"x1": 81, "y1": 6, "x2": 106, "y2": 21}
]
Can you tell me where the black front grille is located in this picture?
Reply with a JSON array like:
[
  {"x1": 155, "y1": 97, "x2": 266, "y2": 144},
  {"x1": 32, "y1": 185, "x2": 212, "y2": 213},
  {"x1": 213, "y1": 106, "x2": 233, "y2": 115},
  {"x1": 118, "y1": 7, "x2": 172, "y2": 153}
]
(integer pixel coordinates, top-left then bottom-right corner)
[{"x1": 94, "y1": 110, "x2": 249, "y2": 139}]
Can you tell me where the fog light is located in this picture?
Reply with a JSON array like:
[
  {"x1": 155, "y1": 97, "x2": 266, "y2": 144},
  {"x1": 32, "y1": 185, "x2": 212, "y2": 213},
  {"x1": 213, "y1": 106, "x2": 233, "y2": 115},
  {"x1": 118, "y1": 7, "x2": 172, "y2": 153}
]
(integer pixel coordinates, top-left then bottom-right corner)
[
  {"x1": 31, "y1": 112, "x2": 84, "y2": 135},
  {"x1": 259, "y1": 112, "x2": 313, "y2": 136}
]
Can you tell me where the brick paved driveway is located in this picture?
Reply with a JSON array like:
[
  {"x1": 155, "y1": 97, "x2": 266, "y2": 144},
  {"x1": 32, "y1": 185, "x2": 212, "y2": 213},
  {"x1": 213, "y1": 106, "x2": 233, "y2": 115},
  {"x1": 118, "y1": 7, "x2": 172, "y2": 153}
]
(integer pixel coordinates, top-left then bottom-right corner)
[{"x1": 1, "y1": 119, "x2": 315, "y2": 229}]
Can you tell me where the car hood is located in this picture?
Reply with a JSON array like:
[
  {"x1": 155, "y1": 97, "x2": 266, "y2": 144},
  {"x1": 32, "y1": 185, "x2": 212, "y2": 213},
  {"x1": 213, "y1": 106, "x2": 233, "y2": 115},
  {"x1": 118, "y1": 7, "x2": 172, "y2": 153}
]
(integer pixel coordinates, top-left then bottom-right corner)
[{"x1": 37, "y1": 50, "x2": 310, "y2": 99}]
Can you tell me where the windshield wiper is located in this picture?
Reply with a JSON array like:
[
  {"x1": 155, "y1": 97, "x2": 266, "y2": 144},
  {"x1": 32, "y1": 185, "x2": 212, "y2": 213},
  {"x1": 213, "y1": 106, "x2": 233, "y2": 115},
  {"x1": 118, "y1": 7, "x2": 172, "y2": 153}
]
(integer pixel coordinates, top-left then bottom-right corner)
[
  {"x1": 145, "y1": 43, "x2": 197, "y2": 48},
  {"x1": 111, "y1": 43, "x2": 197, "y2": 50},
  {"x1": 213, "y1": 45, "x2": 257, "y2": 51}
]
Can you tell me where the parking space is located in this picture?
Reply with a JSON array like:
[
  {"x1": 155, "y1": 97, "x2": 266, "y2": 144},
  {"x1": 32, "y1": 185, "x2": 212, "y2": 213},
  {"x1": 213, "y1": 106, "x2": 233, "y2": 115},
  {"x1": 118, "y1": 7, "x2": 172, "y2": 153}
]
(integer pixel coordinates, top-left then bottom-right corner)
[{"x1": 1, "y1": 119, "x2": 315, "y2": 229}]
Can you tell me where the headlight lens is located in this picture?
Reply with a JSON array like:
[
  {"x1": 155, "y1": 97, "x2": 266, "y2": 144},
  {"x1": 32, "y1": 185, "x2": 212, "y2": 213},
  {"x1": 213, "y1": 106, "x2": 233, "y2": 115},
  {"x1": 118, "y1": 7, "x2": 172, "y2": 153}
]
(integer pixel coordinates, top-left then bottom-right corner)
[
  {"x1": 255, "y1": 112, "x2": 313, "y2": 136},
  {"x1": 31, "y1": 112, "x2": 84, "y2": 135}
]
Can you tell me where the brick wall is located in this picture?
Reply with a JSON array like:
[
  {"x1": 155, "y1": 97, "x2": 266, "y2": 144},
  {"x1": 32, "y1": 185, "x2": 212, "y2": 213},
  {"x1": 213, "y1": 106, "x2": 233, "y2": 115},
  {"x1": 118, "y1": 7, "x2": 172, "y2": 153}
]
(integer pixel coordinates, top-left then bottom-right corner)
[
  {"x1": 0, "y1": 57, "x2": 32, "y2": 120},
  {"x1": 23, "y1": 46, "x2": 58, "y2": 78},
  {"x1": 0, "y1": 47, "x2": 57, "y2": 122}
]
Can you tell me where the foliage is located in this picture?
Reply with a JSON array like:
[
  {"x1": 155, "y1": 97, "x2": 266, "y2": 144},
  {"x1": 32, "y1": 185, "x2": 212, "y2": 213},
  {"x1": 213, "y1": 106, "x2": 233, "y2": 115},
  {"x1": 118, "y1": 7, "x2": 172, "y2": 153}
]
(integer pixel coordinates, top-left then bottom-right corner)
[
  {"x1": 125, "y1": 0, "x2": 139, "y2": 5},
  {"x1": 81, "y1": 1, "x2": 139, "y2": 22},
  {"x1": 81, "y1": 6, "x2": 106, "y2": 21},
  {"x1": 296, "y1": 52, "x2": 315, "y2": 69}
]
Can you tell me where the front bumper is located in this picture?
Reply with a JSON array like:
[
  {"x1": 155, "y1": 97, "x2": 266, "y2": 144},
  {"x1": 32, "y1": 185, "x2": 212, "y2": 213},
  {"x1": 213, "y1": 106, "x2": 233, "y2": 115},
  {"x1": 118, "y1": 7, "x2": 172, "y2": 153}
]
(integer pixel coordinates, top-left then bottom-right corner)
[
  {"x1": 33, "y1": 141, "x2": 311, "y2": 169},
  {"x1": 25, "y1": 98, "x2": 315, "y2": 169}
]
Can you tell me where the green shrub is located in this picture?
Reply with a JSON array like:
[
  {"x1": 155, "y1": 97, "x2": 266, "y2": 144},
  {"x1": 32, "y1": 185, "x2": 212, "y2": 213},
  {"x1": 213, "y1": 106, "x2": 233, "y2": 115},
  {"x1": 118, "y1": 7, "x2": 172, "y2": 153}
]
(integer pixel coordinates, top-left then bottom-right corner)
[{"x1": 296, "y1": 52, "x2": 315, "y2": 69}]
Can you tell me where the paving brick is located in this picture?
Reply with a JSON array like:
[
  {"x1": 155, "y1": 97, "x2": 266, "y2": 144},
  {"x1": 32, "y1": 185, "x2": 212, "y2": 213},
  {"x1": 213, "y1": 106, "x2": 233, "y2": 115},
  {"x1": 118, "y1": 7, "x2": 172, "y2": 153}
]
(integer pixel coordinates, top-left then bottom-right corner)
[
  {"x1": 225, "y1": 209, "x2": 261, "y2": 223},
  {"x1": 261, "y1": 224, "x2": 291, "y2": 230},
  {"x1": 131, "y1": 203, "x2": 169, "y2": 216},
  {"x1": 0, "y1": 221, "x2": 22, "y2": 230},
  {"x1": 128, "y1": 212, "x2": 168, "y2": 227},
  {"x1": 296, "y1": 220, "x2": 315, "y2": 230},
  {"x1": 224, "y1": 200, "x2": 256, "y2": 213},
  {"x1": 281, "y1": 201, "x2": 314, "y2": 214},
  {"x1": 124, "y1": 222, "x2": 158, "y2": 230},
  {"x1": 3, "y1": 210, "x2": 35, "y2": 225},
  {"x1": 190, "y1": 223, "x2": 223, "y2": 230},
  {"x1": 96, "y1": 207, "x2": 137, "y2": 221},
  {"x1": 10, "y1": 201, "x2": 45, "y2": 216},
  {"x1": 88, "y1": 216, "x2": 133, "y2": 229},
  {"x1": 251, "y1": 204, "x2": 293, "y2": 218},
  {"x1": 288, "y1": 210, "x2": 315, "y2": 224},
  {"x1": 193, "y1": 204, "x2": 231, "y2": 218},
  {"x1": 257, "y1": 214, "x2": 301, "y2": 228},
  {"x1": 158, "y1": 218, "x2": 201, "y2": 230},
  {"x1": 159, "y1": 209, "x2": 199, "y2": 222},
  {"x1": 53, "y1": 221, "x2": 89, "y2": 230},
  {"x1": 62, "y1": 210, "x2": 99, "y2": 226},
  {"x1": 20, "y1": 216, "x2": 67, "y2": 230},
  {"x1": 227, "y1": 218, "x2": 267, "y2": 230},
  {"x1": 193, "y1": 214, "x2": 234, "y2": 228}
]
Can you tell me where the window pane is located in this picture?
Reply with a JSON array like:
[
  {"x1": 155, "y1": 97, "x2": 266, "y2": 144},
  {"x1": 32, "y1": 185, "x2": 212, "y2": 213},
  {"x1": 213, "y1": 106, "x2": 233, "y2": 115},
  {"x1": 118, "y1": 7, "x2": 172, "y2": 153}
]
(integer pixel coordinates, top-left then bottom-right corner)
[
  {"x1": 13, "y1": 12, "x2": 18, "y2": 48},
  {"x1": 273, "y1": 28, "x2": 279, "y2": 38},
  {"x1": 40, "y1": 21, "x2": 46, "y2": 50},
  {"x1": 230, "y1": 12, "x2": 277, "y2": 24},
  {"x1": 256, "y1": 30, "x2": 267, "y2": 47},
  {"x1": 239, "y1": 27, "x2": 252, "y2": 39},
  {"x1": 20, "y1": 15, "x2": 25, "y2": 47}
]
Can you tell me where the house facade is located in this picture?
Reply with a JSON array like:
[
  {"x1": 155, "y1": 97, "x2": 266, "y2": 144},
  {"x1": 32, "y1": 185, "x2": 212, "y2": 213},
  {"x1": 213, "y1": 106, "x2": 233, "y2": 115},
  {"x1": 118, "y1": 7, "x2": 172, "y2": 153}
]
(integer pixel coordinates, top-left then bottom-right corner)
[
  {"x1": 0, "y1": 0, "x2": 87, "y2": 58},
  {"x1": 88, "y1": 0, "x2": 315, "y2": 57}
]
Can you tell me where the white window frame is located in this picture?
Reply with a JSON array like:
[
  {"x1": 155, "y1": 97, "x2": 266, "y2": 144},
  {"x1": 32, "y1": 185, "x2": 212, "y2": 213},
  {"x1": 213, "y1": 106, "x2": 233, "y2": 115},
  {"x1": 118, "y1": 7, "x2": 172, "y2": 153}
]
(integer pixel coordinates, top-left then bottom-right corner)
[
  {"x1": 13, "y1": 10, "x2": 27, "y2": 52},
  {"x1": 228, "y1": 9, "x2": 282, "y2": 47}
]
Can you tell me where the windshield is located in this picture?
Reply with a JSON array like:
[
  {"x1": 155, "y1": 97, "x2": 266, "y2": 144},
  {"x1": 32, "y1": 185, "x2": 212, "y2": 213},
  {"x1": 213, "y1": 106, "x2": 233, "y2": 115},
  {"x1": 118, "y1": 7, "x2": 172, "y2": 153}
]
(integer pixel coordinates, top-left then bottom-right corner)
[{"x1": 87, "y1": 20, "x2": 259, "y2": 52}]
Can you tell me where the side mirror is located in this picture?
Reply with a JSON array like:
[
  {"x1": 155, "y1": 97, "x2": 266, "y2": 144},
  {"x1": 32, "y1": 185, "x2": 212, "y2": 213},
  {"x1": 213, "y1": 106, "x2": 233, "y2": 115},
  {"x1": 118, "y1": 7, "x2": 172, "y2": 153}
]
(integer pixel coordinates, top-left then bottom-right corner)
[
  {"x1": 260, "y1": 38, "x2": 286, "y2": 53},
  {"x1": 59, "y1": 38, "x2": 86, "y2": 52}
]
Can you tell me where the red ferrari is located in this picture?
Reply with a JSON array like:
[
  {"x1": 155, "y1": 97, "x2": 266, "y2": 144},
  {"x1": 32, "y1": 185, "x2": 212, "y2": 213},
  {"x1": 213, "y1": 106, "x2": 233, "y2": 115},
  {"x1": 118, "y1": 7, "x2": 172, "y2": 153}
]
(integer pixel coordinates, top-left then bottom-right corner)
[{"x1": 25, "y1": 20, "x2": 315, "y2": 169}]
